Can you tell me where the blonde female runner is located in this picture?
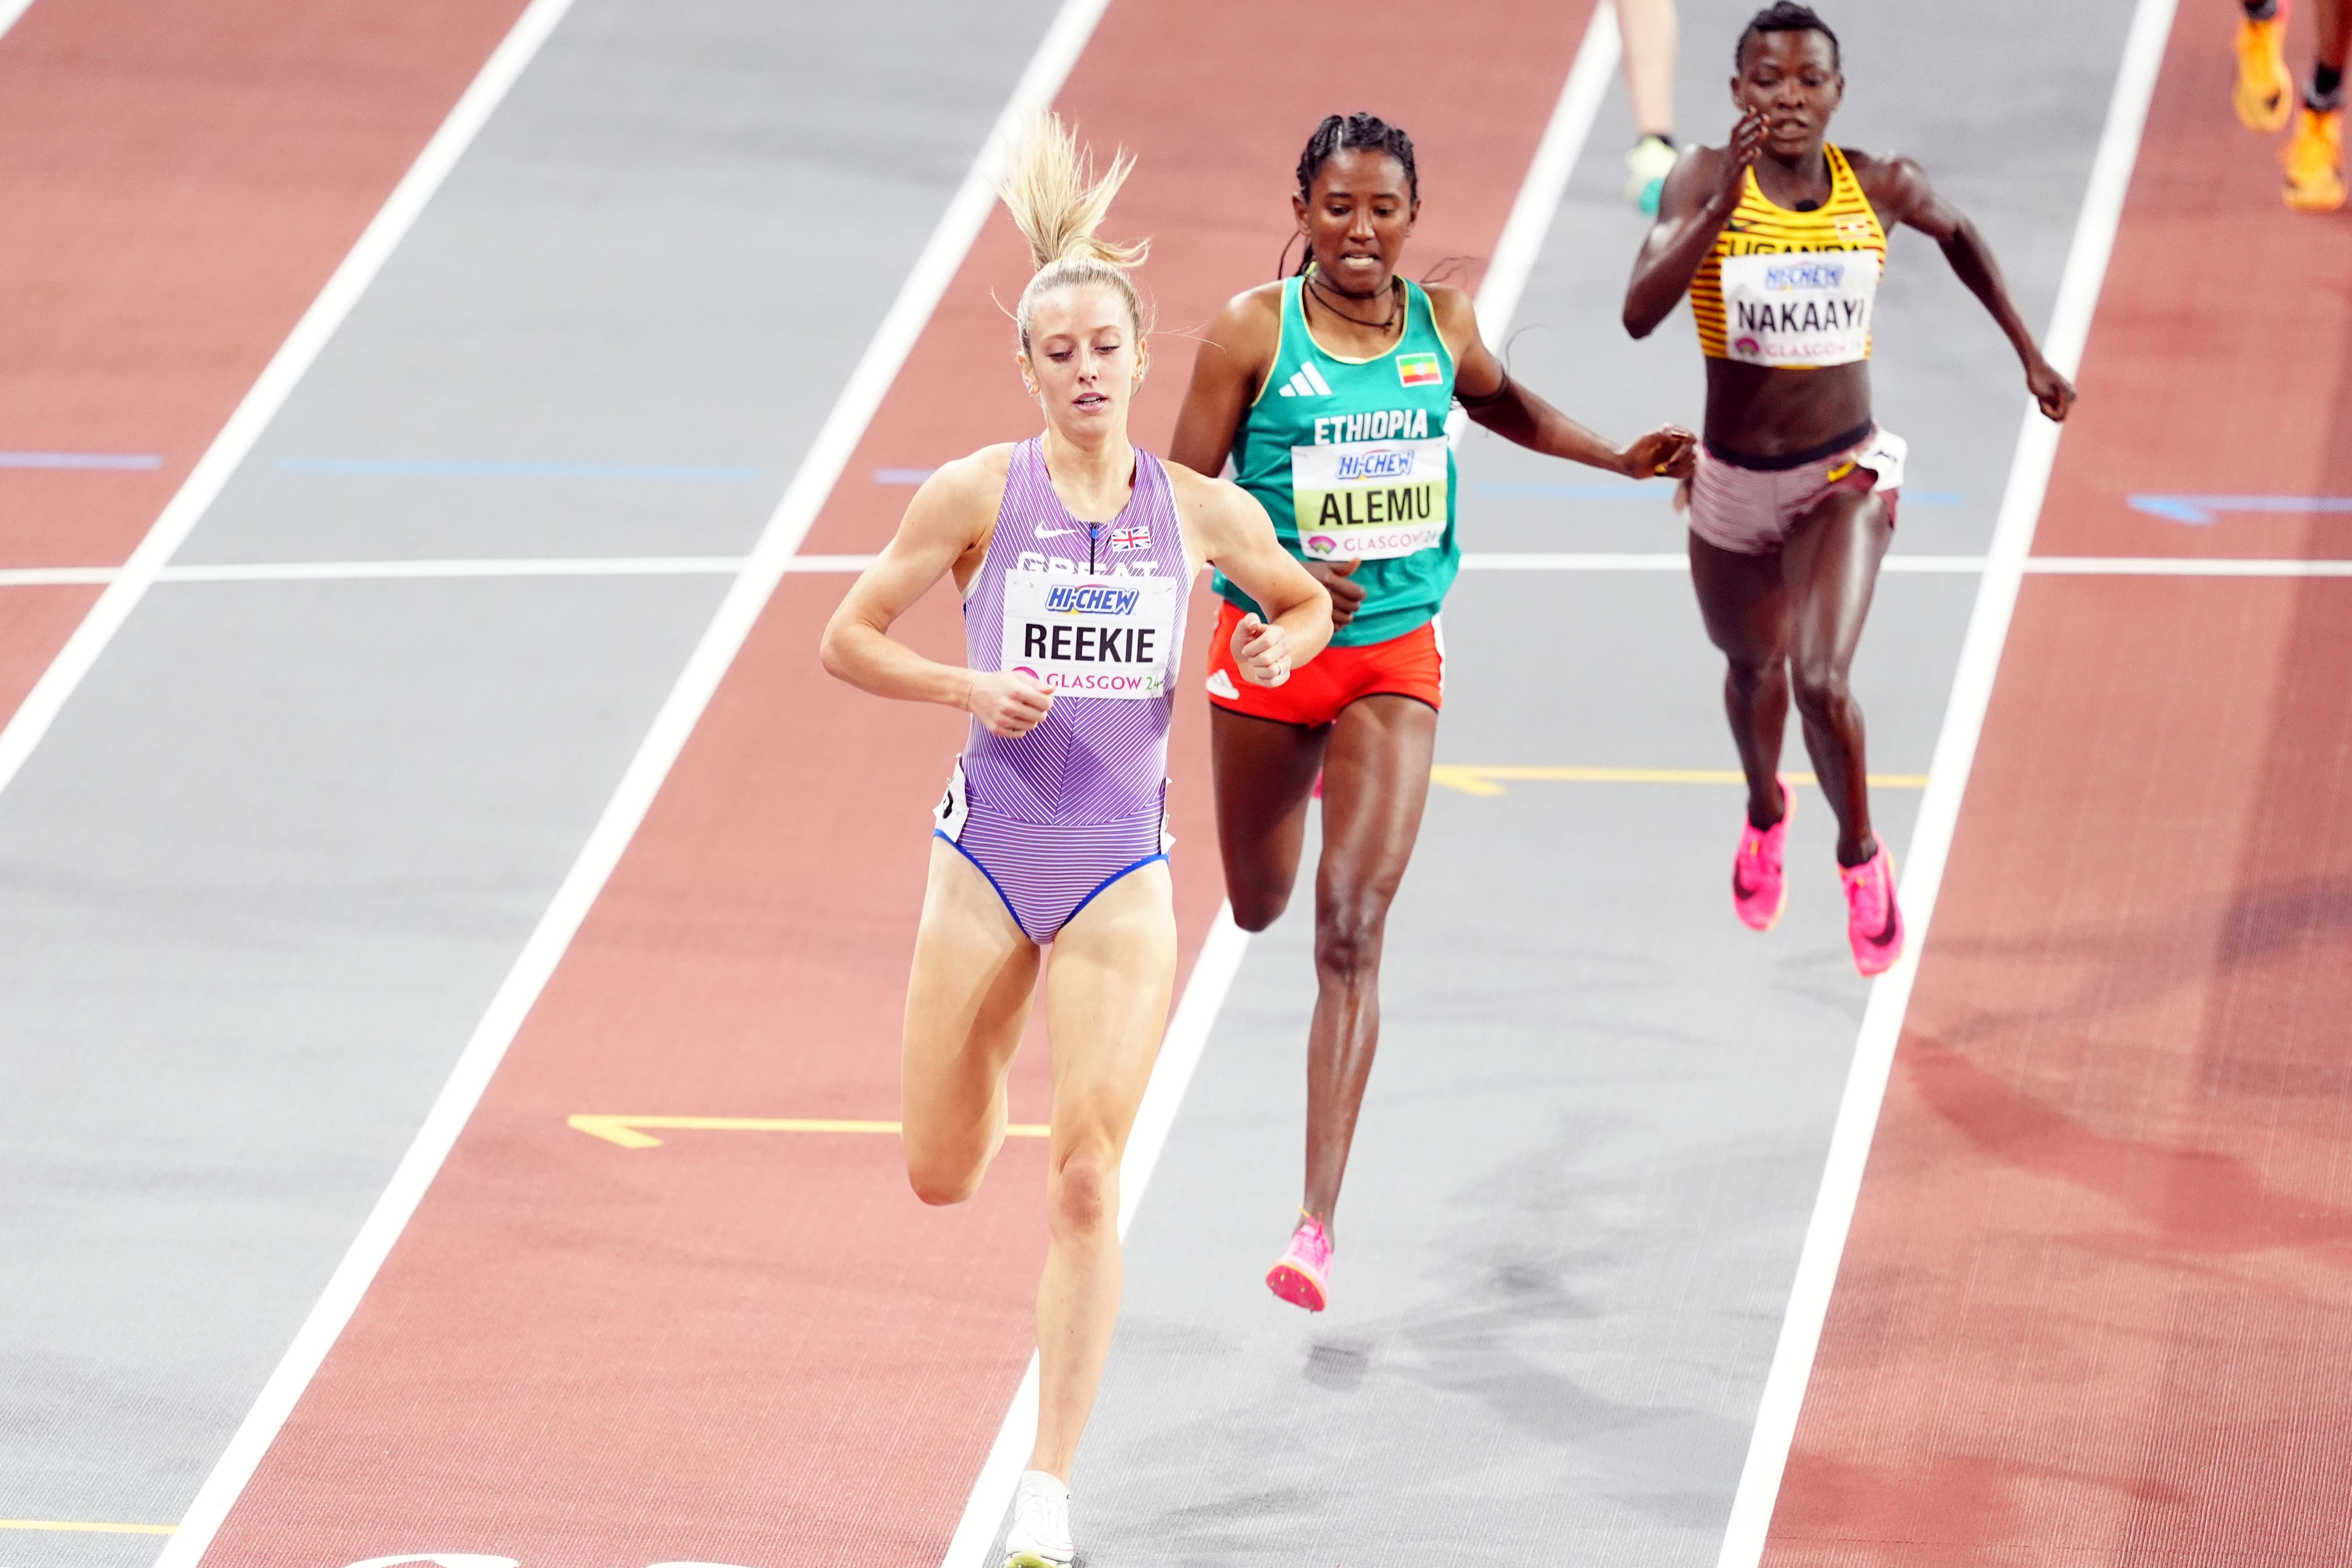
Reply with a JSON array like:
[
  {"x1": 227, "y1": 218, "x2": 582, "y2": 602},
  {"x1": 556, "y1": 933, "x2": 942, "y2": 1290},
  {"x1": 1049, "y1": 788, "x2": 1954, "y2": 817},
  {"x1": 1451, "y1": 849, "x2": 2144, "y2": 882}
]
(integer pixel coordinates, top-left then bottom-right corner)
[{"x1": 820, "y1": 118, "x2": 1329, "y2": 1568}]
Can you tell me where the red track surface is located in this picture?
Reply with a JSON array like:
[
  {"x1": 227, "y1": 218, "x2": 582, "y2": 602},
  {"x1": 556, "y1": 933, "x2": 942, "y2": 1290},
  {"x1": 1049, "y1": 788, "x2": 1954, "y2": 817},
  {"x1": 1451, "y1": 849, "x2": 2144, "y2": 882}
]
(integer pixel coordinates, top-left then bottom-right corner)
[
  {"x1": 200, "y1": 2, "x2": 1601, "y2": 1563},
  {"x1": 0, "y1": 0, "x2": 530, "y2": 715},
  {"x1": 1768, "y1": 7, "x2": 2352, "y2": 1564}
]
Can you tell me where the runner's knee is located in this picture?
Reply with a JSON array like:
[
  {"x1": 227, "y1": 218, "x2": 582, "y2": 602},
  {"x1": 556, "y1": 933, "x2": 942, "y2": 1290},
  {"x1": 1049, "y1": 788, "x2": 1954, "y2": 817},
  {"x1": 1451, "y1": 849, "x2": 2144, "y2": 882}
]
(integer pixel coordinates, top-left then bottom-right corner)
[
  {"x1": 1230, "y1": 884, "x2": 1291, "y2": 932},
  {"x1": 1313, "y1": 897, "x2": 1390, "y2": 981},
  {"x1": 905, "y1": 1132, "x2": 987, "y2": 1207},
  {"x1": 1790, "y1": 661, "x2": 1854, "y2": 723},
  {"x1": 907, "y1": 1154, "x2": 982, "y2": 1208},
  {"x1": 1047, "y1": 1139, "x2": 1118, "y2": 1234}
]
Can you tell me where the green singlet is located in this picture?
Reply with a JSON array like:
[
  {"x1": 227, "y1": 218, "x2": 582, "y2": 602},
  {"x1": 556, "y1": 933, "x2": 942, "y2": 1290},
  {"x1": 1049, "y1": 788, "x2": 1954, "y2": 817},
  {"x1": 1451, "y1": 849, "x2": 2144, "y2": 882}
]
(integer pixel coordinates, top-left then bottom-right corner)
[{"x1": 1212, "y1": 273, "x2": 1459, "y2": 649}]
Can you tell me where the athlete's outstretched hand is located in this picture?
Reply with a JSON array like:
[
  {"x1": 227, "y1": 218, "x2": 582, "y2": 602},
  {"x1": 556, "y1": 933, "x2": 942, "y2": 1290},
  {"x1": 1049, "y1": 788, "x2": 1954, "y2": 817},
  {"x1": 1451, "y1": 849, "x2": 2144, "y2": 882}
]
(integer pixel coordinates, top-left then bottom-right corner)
[
  {"x1": 1231, "y1": 611, "x2": 1294, "y2": 688},
  {"x1": 1304, "y1": 559, "x2": 1366, "y2": 629},
  {"x1": 1622, "y1": 424, "x2": 1698, "y2": 479},
  {"x1": 2027, "y1": 355, "x2": 2075, "y2": 423},
  {"x1": 966, "y1": 669, "x2": 1054, "y2": 737}
]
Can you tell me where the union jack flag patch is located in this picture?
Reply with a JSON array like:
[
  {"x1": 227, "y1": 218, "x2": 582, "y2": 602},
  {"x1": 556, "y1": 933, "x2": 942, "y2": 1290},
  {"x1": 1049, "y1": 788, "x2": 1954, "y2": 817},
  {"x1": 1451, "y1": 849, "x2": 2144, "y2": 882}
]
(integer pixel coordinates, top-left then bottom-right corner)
[{"x1": 1107, "y1": 523, "x2": 1152, "y2": 552}]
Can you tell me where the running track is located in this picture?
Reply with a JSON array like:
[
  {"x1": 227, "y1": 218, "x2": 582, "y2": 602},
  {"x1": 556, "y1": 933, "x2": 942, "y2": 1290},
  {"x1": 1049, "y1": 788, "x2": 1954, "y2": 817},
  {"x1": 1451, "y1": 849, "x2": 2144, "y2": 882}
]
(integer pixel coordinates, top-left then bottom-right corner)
[
  {"x1": 193, "y1": 2, "x2": 1603, "y2": 1565},
  {"x1": 1766, "y1": 2, "x2": 2352, "y2": 1563},
  {"x1": 5, "y1": 0, "x2": 2346, "y2": 1563},
  {"x1": 0, "y1": 0, "x2": 528, "y2": 720}
]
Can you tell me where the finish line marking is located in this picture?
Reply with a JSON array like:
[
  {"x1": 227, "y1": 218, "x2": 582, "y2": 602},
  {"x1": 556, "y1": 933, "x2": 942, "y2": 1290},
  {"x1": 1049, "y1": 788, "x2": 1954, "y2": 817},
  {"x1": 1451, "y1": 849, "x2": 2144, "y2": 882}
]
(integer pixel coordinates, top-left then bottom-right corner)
[
  {"x1": 1429, "y1": 765, "x2": 1929, "y2": 797},
  {"x1": 567, "y1": 1114, "x2": 1050, "y2": 1149},
  {"x1": 9, "y1": 554, "x2": 2352, "y2": 590}
]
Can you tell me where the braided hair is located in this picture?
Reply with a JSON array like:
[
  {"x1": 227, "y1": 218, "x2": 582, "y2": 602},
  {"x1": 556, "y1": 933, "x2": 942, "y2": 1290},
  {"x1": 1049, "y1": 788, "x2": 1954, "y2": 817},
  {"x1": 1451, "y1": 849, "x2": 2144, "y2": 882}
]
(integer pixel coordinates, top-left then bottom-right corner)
[
  {"x1": 1736, "y1": 2, "x2": 1840, "y2": 71},
  {"x1": 1292, "y1": 113, "x2": 1417, "y2": 277}
]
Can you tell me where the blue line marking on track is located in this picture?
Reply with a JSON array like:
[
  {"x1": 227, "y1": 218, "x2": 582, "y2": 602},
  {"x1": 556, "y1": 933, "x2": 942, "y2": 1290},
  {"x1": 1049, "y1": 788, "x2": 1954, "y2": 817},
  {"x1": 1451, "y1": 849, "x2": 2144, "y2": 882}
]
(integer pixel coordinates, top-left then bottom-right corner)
[
  {"x1": 873, "y1": 467, "x2": 935, "y2": 485},
  {"x1": 277, "y1": 458, "x2": 760, "y2": 481},
  {"x1": 2130, "y1": 494, "x2": 2352, "y2": 525},
  {"x1": 1473, "y1": 479, "x2": 1963, "y2": 505},
  {"x1": 0, "y1": 451, "x2": 163, "y2": 470}
]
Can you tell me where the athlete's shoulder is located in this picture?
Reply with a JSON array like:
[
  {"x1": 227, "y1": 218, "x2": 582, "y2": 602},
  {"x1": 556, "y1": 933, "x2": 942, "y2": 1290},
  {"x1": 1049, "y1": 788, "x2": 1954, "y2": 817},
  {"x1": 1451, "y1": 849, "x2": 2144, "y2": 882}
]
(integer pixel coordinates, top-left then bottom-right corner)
[
  {"x1": 917, "y1": 444, "x2": 1016, "y2": 512},
  {"x1": 1841, "y1": 147, "x2": 1930, "y2": 211},
  {"x1": 1194, "y1": 283, "x2": 1286, "y2": 381}
]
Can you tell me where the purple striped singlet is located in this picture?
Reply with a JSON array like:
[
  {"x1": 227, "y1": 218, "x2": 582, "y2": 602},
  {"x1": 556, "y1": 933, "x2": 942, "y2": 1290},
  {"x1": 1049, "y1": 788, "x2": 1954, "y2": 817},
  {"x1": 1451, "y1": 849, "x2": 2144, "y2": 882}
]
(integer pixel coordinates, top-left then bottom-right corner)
[{"x1": 933, "y1": 437, "x2": 1190, "y2": 942}]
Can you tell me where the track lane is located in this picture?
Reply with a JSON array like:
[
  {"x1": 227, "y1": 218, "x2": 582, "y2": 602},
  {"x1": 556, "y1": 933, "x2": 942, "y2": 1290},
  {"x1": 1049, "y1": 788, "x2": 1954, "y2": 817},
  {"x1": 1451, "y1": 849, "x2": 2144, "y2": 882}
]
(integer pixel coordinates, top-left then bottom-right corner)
[
  {"x1": 197, "y1": 2, "x2": 1602, "y2": 1562},
  {"x1": 0, "y1": 0, "x2": 535, "y2": 731},
  {"x1": 1766, "y1": 5, "x2": 2352, "y2": 1562}
]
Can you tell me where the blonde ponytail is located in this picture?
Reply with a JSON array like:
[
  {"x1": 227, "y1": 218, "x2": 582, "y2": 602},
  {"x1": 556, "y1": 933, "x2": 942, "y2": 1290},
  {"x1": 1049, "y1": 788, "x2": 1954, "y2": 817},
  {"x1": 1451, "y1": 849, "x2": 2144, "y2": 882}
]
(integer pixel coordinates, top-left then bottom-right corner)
[{"x1": 1001, "y1": 114, "x2": 1149, "y2": 351}]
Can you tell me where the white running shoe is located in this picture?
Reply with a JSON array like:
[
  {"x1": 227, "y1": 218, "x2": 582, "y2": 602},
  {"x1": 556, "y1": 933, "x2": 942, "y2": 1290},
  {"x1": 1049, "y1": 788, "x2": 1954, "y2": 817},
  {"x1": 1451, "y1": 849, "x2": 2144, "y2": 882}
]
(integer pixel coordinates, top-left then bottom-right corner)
[{"x1": 1004, "y1": 1469, "x2": 1075, "y2": 1568}]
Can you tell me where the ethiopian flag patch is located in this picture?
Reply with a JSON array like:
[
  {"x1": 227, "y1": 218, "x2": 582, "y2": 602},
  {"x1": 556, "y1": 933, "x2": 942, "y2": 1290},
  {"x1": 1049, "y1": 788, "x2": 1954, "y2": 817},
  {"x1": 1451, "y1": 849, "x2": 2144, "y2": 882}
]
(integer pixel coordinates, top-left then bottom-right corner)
[{"x1": 1395, "y1": 351, "x2": 1442, "y2": 387}]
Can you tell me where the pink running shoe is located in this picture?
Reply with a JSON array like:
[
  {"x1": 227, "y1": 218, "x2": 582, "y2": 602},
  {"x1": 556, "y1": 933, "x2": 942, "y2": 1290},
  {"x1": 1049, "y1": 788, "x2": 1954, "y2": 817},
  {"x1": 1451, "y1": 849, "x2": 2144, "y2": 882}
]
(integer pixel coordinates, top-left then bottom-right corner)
[
  {"x1": 1732, "y1": 775, "x2": 1796, "y2": 931},
  {"x1": 1266, "y1": 1214, "x2": 1332, "y2": 1312},
  {"x1": 1840, "y1": 842, "x2": 1905, "y2": 977}
]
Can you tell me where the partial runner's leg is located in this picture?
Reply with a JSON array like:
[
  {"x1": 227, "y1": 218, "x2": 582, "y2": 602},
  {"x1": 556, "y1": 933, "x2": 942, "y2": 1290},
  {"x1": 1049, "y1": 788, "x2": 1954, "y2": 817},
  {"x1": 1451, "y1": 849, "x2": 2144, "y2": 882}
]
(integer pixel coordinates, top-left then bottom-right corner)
[
  {"x1": 1210, "y1": 705, "x2": 1328, "y2": 931},
  {"x1": 1617, "y1": 0, "x2": 1679, "y2": 140},
  {"x1": 901, "y1": 838, "x2": 1040, "y2": 1205},
  {"x1": 1780, "y1": 488, "x2": 1894, "y2": 867},
  {"x1": 1302, "y1": 693, "x2": 1437, "y2": 1235},
  {"x1": 1690, "y1": 531, "x2": 1795, "y2": 830},
  {"x1": 1028, "y1": 860, "x2": 1177, "y2": 1482}
]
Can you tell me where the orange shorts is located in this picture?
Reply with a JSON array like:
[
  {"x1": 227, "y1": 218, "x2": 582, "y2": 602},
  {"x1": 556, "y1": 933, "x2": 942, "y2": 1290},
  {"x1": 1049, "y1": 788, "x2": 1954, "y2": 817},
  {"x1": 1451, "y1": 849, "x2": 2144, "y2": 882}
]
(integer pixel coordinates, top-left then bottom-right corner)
[{"x1": 1204, "y1": 599, "x2": 1443, "y2": 728}]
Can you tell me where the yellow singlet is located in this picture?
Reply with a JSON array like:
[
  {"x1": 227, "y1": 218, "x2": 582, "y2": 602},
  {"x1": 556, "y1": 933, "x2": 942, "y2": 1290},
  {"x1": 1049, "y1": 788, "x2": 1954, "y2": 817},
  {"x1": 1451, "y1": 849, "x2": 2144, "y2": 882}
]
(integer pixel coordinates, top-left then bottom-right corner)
[{"x1": 1690, "y1": 144, "x2": 1887, "y2": 368}]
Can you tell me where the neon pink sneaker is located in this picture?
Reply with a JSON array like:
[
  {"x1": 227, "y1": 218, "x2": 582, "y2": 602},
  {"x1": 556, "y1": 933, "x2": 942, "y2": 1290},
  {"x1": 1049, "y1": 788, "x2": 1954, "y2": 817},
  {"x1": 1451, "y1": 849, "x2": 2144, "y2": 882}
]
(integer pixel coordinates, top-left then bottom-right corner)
[
  {"x1": 1265, "y1": 1214, "x2": 1331, "y2": 1312},
  {"x1": 1840, "y1": 842, "x2": 1905, "y2": 977},
  {"x1": 1732, "y1": 774, "x2": 1795, "y2": 931}
]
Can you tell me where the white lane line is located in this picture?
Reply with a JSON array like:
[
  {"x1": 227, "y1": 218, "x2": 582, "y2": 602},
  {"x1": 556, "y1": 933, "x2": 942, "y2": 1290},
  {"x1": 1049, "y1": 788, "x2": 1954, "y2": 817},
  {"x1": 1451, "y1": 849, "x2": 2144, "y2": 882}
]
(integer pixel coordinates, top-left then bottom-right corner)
[
  {"x1": 939, "y1": 909, "x2": 1249, "y2": 1568},
  {"x1": 1710, "y1": 1, "x2": 2181, "y2": 1564},
  {"x1": 1473, "y1": 0, "x2": 1621, "y2": 333},
  {"x1": 0, "y1": 0, "x2": 584, "y2": 821},
  {"x1": 2024, "y1": 555, "x2": 2352, "y2": 576},
  {"x1": 0, "y1": 568, "x2": 118, "y2": 587},
  {"x1": 139, "y1": 2, "x2": 1114, "y2": 1565},
  {"x1": 0, "y1": 0, "x2": 38, "y2": 44},
  {"x1": 157, "y1": 557, "x2": 747, "y2": 583},
  {"x1": 13, "y1": 553, "x2": 2351, "y2": 592}
]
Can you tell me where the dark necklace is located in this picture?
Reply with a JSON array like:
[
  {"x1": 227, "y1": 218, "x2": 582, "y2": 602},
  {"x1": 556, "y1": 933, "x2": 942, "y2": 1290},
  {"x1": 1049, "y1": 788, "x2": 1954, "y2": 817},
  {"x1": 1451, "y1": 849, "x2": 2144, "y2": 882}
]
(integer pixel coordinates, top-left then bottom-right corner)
[{"x1": 1306, "y1": 274, "x2": 1403, "y2": 334}]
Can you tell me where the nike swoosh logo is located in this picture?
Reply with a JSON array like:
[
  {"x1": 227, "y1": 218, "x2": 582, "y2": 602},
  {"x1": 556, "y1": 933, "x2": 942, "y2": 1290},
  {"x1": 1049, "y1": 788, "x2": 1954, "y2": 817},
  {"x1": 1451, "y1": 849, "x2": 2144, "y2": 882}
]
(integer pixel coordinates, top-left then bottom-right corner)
[
  {"x1": 1035, "y1": 526, "x2": 1075, "y2": 538},
  {"x1": 1871, "y1": 892, "x2": 1900, "y2": 947}
]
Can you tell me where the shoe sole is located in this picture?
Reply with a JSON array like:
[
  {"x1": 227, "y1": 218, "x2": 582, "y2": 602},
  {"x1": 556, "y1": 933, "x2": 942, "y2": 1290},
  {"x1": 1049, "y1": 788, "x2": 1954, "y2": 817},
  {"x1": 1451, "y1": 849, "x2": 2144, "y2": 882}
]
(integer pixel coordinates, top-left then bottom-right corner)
[
  {"x1": 1005, "y1": 1553, "x2": 1069, "y2": 1568},
  {"x1": 1266, "y1": 1262, "x2": 1327, "y2": 1312}
]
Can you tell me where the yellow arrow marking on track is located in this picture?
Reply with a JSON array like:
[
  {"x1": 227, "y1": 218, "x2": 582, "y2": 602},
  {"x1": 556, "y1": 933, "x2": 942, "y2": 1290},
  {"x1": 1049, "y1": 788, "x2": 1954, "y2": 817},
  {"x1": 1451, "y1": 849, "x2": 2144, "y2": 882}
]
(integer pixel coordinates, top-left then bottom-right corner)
[
  {"x1": 0, "y1": 1521, "x2": 176, "y2": 1536},
  {"x1": 1428, "y1": 765, "x2": 1931, "y2": 798},
  {"x1": 567, "y1": 1114, "x2": 1052, "y2": 1150}
]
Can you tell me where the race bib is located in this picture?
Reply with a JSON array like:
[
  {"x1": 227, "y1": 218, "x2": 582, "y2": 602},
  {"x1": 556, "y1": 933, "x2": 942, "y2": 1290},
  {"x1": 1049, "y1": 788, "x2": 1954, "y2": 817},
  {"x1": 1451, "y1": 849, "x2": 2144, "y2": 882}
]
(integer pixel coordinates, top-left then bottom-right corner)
[
  {"x1": 998, "y1": 572, "x2": 1175, "y2": 700},
  {"x1": 1719, "y1": 250, "x2": 1880, "y2": 368},
  {"x1": 1291, "y1": 437, "x2": 1448, "y2": 561}
]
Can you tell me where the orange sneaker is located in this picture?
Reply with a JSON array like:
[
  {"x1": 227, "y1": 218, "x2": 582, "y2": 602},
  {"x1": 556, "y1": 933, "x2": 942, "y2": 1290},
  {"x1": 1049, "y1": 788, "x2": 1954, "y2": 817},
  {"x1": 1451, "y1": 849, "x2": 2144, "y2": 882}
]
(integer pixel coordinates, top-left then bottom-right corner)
[
  {"x1": 2281, "y1": 104, "x2": 2346, "y2": 212},
  {"x1": 2235, "y1": 10, "x2": 2295, "y2": 132}
]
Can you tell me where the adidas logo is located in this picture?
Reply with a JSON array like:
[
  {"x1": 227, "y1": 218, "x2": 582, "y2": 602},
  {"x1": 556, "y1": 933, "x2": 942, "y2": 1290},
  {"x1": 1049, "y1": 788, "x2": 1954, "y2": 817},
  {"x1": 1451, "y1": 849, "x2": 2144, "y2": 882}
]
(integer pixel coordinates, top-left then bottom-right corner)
[
  {"x1": 1274, "y1": 363, "x2": 1335, "y2": 398},
  {"x1": 1206, "y1": 668, "x2": 1240, "y2": 698}
]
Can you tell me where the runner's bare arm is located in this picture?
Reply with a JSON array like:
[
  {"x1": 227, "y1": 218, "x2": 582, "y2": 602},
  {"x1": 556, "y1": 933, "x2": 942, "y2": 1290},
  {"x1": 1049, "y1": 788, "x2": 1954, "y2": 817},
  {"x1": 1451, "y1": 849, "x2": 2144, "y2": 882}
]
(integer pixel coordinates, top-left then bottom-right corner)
[
  {"x1": 1169, "y1": 286, "x2": 1283, "y2": 477},
  {"x1": 1430, "y1": 287, "x2": 1696, "y2": 479},
  {"x1": 1623, "y1": 108, "x2": 1768, "y2": 337},
  {"x1": 1857, "y1": 151, "x2": 2075, "y2": 423},
  {"x1": 819, "y1": 446, "x2": 1055, "y2": 737},
  {"x1": 1168, "y1": 464, "x2": 1332, "y2": 684}
]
